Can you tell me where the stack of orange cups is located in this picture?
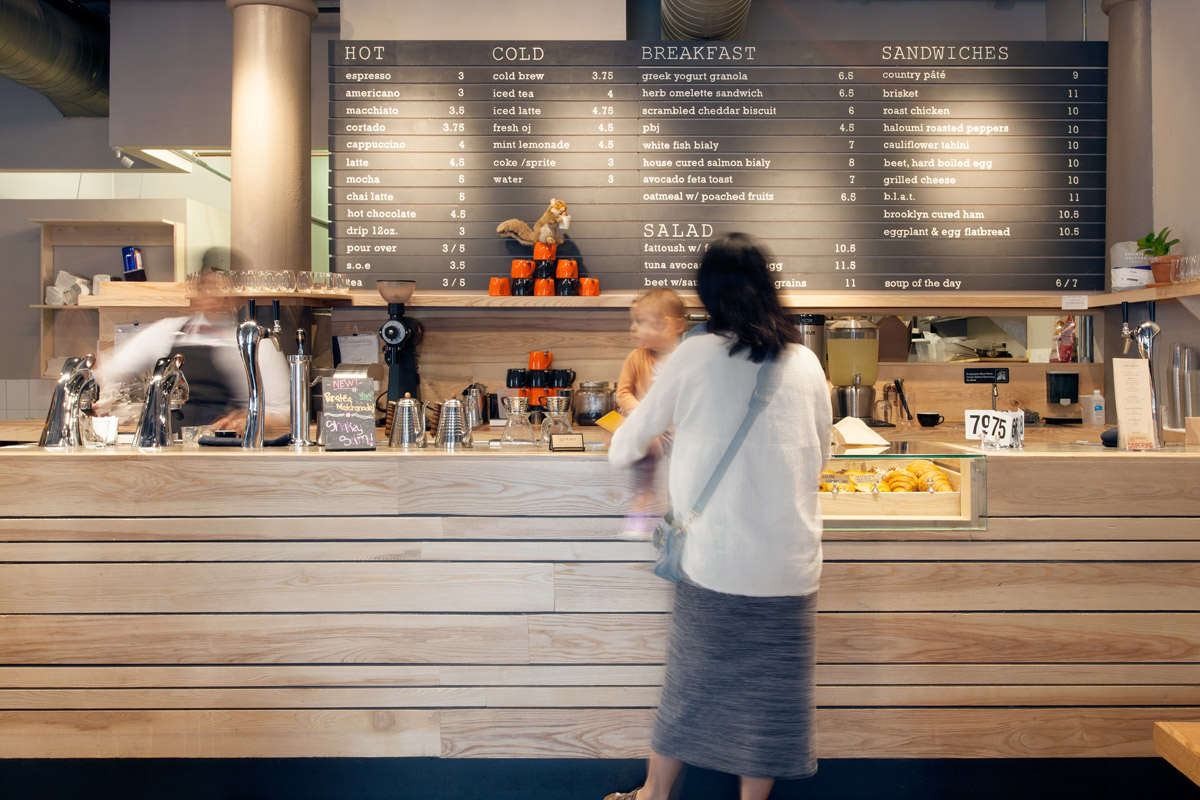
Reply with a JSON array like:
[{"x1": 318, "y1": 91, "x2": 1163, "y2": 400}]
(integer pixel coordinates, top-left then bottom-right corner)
[
  {"x1": 527, "y1": 350, "x2": 552, "y2": 408},
  {"x1": 510, "y1": 259, "x2": 534, "y2": 296}
]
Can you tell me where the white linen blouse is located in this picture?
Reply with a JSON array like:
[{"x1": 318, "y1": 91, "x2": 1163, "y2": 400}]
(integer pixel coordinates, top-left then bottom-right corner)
[{"x1": 609, "y1": 334, "x2": 832, "y2": 597}]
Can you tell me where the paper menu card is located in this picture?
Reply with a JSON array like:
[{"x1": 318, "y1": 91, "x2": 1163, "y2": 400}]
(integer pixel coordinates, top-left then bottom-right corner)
[
  {"x1": 1112, "y1": 357, "x2": 1158, "y2": 450},
  {"x1": 594, "y1": 410, "x2": 625, "y2": 433},
  {"x1": 832, "y1": 416, "x2": 890, "y2": 448}
]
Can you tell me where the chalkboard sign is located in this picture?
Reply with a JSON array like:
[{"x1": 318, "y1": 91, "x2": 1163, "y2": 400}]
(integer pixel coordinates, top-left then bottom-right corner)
[
  {"x1": 320, "y1": 376, "x2": 377, "y2": 450},
  {"x1": 329, "y1": 40, "x2": 1107, "y2": 293}
]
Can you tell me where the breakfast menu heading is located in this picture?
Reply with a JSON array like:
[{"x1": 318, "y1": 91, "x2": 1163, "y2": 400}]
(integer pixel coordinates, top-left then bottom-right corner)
[{"x1": 328, "y1": 41, "x2": 1107, "y2": 292}]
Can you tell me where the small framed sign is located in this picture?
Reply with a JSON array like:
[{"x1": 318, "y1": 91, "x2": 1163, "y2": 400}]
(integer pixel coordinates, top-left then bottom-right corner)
[
  {"x1": 549, "y1": 433, "x2": 585, "y2": 451},
  {"x1": 964, "y1": 367, "x2": 1010, "y2": 385},
  {"x1": 320, "y1": 376, "x2": 377, "y2": 451}
]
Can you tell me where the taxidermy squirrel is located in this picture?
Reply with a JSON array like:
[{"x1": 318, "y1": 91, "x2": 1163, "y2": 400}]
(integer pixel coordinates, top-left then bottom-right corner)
[{"x1": 496, "y1": 198, "x2": 571, "y2": 246}]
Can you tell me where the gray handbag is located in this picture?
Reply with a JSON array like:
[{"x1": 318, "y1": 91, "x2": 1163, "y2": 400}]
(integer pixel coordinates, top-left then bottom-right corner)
[{"x1": 652, "y1": 358, "x2": 782, "y2": 582}]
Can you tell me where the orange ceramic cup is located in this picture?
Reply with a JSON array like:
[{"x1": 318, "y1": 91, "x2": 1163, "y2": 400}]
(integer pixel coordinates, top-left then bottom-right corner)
[
  {"x1": 533, "y1": 242, "x2": 557, "y2": 261},
  {"x1": 533, "y1": 278, "x2": 555, "y2": 296},
  {"x1": 488, "y1": 277, "x2": 511, "y2": 296},
  {"x1": 510, "y1": 259, "x2": 535, "y2": 279},
  {"x1": 579, "y1": 277, "x2": 600, "y2": 296},
  {"x1": 556, "y1": 259, "x2": 578, "y2": 279},
  {"x1": 528, "y1": 350, "x2": 553, "y2": 370}
]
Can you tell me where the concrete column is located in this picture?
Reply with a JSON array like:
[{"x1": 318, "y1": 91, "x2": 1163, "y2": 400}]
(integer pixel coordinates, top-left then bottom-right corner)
[
  {"x1": 1102, "y1": 0, "x2": 1153, "y2": 255},
  {"x1": 226, "y1": 0, "x2": 318, "y2": 272},
  {"x1": 1101, "y1": 0, "x2": 1153, "y2": 422}
]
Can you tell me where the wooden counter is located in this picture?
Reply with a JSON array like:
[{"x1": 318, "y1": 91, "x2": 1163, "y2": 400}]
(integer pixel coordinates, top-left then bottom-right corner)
[{"x1": 0, "y1": 443, "x2": 1198, "y2": 760}]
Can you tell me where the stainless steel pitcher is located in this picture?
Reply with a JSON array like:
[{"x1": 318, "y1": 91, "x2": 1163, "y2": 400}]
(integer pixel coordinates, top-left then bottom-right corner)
[
  {"x1": 389, "y1": 393, "x2": 428, "y2": 449},
  {"x1": 462, "y1": 382, "x2": 487, "y2": 430},
  {"x1": 434, "y1": 397, "x2": 473, "y2": 450}
]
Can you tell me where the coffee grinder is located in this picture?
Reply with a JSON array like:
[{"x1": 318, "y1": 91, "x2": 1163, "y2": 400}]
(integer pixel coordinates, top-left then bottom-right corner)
[{"x1": 377, "y1": 280, "x2": 423, "y2": 403}]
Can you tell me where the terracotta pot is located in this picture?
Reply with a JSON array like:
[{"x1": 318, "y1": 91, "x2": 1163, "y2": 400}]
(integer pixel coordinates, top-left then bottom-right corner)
[{"x1": 1149, "y1": 254, "x2": 1182, "y2": 284}]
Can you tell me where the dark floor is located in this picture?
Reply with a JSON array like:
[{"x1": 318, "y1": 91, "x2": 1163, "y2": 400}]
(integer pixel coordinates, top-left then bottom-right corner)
[{"x1": 1, "y1": 757, "x2": 1197, "y2": 799}]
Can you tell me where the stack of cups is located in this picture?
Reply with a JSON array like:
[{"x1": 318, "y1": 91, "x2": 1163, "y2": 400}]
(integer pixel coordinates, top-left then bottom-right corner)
[
  {"x1": 556, "y1": 259, "x2": 579, "y2": 295},
  {"x1": 527, "y1": 350, "x2": 553, "y2": 409},
  {"x1": 532, "y1": 243, "x2": 556, "y2": 296},
  {"x1": 510, "y1": 260, "x2": 534, "y2": 296}
]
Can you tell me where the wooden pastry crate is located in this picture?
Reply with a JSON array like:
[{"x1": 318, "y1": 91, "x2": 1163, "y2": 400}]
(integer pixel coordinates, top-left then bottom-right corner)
[{"x1": 819, "y1": 455, "x2": 984, "y2": 529}]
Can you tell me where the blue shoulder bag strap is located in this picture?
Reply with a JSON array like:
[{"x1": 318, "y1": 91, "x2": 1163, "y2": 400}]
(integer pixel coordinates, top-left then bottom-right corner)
[{"x1": 677, "y1": 355, "x2": 784, "y2": 530}]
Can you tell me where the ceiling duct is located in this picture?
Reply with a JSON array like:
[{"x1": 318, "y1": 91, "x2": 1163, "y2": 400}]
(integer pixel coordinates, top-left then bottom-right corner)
[
  {"x1": 0, "y1": 0, "x2": 109, "y2": 117},
  {"x1": 661, "y1": 0, "x2": 754, "y2": 40}
]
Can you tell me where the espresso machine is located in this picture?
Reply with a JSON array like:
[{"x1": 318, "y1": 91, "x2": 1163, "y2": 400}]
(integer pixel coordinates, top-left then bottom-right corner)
[
  {"x1": 377, "y1": 280, "x2": 423, "y2": 404},
  {"x1": 827, "y1": 317, "x2": 879, "y2": 422}
]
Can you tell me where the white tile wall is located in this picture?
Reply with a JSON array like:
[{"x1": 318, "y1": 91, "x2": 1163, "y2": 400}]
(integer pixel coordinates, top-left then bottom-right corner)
[{"x1": 1, "y1": 379, "x2": 56, "y2": 419}]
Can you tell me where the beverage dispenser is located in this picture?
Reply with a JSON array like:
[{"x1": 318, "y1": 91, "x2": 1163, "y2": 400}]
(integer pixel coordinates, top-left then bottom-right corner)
[{"x1": 827, "y1": 317, "x2": 879, "y2": 421}]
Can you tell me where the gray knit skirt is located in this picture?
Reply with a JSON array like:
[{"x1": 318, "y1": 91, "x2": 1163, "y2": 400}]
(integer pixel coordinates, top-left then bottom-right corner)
[{"x1": 651, "y1": 579, "x2": 818, "y2": 781}]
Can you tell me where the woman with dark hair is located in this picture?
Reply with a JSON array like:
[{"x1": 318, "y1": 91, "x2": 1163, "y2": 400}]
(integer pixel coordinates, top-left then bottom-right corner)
[{"x1": 606, "y1": 233, "x2": 832, "y2": 800}]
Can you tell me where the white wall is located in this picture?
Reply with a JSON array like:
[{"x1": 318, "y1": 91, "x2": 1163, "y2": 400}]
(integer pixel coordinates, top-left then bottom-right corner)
[
  {"x1": 341, "y1": 0, "x2": 626, "y2": 40},
  {"x1": 1149, "y1": 0, "x2": 1200, "y2": 421}
]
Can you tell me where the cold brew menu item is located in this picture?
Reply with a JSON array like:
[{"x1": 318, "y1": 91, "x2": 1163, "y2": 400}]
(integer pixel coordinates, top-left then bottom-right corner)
[
  {"x1": 330, "y1": 41, "x2": 1106, "y2": 292},
  {"x1": 320, "y1": 376, "x2": 376, "y2": 451}
]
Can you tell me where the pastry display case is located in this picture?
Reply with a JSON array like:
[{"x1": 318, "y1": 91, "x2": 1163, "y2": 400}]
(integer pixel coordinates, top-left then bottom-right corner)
[{"x1": 822, "y1": 442, "x2": 984, "y2": 529}]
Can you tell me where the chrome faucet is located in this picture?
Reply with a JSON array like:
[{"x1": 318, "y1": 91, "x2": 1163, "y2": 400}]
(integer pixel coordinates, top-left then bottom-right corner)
[
  {"x1": 1132, "y1": 319, "x2": 1163, "y2": 448},
  {"x1": 132, "y1": 353, "x2": 189, "y2": 448},
  {"x1": 39, "y1": 354, "x2": 99, "y2": 447},
  {"x1": 236, "y1": 300, "x2": 282, "y2": 449}
]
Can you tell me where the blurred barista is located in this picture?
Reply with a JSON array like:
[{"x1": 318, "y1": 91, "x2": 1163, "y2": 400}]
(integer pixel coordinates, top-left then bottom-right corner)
[{"x1": 94, "y1": 270, "x2": 289, "y2": 432}]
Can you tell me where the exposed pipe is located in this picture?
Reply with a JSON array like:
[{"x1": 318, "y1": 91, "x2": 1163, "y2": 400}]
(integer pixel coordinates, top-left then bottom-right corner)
[
  {"x1": 0, "y1": 0, "x2": 109, "y2": 117},
  {"x1": 662, "y1": 0, "x2": 754, "y2": 40}
]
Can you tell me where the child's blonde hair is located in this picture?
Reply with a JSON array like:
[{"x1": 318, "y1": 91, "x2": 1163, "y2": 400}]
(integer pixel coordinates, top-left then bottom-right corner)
[{"x1": 632, "y1": 288, "x2": 687, "y2": 321}]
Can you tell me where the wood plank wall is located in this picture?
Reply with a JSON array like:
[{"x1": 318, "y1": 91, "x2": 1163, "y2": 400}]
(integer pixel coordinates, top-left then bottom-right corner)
[{"x1": 0, "y1": 453, "x2": 1197, "y2": 759}]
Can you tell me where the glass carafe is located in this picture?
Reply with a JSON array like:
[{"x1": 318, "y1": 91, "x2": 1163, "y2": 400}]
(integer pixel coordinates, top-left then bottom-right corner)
[
  {"x1": 500, "y1": 396, "x2": 537, "y2": 447},
  {"x1": 827, "y1": 317, "x2": 879, "y2": 387},
  {"x1": 540, "y1": 395, "x2": 573, "y2": 446},
  {"x1": 573, "y1": 381, "x2": 614, "y2": 426}
]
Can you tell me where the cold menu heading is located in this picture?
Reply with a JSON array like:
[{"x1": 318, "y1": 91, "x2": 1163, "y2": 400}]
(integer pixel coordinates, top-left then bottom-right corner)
[{"x1": 329, "y1": 40, "x2": 1107, "y2": 293}]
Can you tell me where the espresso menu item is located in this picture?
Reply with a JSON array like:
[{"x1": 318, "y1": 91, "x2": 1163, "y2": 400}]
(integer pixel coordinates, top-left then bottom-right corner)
[
  {"x1": 329, "y1": 41, "x2": 1106, "y2": 292},
  {"x1": 320, "y1": 376, "x2": 377, "y2": 450}
]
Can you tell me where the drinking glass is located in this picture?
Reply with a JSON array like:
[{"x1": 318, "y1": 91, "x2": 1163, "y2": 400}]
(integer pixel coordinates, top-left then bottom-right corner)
[
  {"x1": 296, "y1": 271, "x2": 314, "y2": 293},
  {"x1": 1183, "y1": 255, "x2": 1200, "y2": 284}
]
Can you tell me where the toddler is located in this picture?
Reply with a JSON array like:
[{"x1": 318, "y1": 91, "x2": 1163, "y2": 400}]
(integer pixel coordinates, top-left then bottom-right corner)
[{"x1": 616, "y1": 288, "x2": 688, "y2": 539}]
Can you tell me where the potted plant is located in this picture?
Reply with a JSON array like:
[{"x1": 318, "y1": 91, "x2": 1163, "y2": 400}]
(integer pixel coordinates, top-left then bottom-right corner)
[{"x1": 1137, "y1": 227, "x2": 1182, "y2": 284}]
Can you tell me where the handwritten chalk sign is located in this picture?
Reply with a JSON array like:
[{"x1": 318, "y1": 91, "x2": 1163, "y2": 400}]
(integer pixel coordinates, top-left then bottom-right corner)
[{"x1": 321, "y1": 376, "x2": 377, "y2": 451}]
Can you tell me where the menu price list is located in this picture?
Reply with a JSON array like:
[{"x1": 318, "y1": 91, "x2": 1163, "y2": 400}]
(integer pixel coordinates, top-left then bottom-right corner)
[{"x1": 329, "y1": 41, "x2": 1107, "y2": 293}]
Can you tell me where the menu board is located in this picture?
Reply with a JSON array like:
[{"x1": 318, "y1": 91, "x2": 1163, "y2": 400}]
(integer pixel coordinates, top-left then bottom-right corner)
[
  {"x1": 320, "y1": 376, "x2": 377, "y2": 450},
  {"x1": 329, "y1": 41, "x2": 1107, "y2": 293}
]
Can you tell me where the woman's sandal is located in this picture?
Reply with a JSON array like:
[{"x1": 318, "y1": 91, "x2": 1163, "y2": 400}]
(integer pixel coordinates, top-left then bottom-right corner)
[{"x1": 602, "y1": 790, "x2": 642, "y2": 800}]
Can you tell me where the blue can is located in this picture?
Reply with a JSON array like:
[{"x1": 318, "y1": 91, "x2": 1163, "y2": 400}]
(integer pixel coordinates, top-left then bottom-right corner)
[{"x1": 122, "y1": 246, "x2": 146, "y2": 281}]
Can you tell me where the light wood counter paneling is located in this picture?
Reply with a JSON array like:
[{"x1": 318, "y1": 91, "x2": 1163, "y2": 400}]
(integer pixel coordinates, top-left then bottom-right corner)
[{"x1": 0, "y1": 444, "x2": 1198, "y2": 760}]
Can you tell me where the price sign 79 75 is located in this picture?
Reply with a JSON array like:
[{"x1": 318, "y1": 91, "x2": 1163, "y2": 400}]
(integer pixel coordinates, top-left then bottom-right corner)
[{"x1": 964, "y1": 410, "x2": 1024, "y2": 449}]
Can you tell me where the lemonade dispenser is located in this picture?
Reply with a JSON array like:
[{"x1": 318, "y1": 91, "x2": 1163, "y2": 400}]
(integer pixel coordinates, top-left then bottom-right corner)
[{"x1": 827, "y1": 317, "x2": 879, "y2": 421}]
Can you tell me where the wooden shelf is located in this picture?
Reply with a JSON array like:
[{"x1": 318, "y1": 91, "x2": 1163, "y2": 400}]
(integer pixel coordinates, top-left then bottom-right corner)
[
  {"x1": 354, "y1": 290, "x2": 1082, "y2": 314},
  {"x1": 1086, "y1": 282, "x2": 1200, "y2": 307},
  {"x1": 35, "y1": 219, "x2": 186, "y2": 374},
  {"x1": 61, "y1": 282, "x2": 1200, "y2": 315}
]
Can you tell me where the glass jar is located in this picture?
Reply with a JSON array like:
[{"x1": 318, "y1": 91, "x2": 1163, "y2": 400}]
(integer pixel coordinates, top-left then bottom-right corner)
[
  {"x1": 573, "y1": 381, "x2": 614, "y2": 426},
  {"x1": 826, "y1": 317, "x2": 879, "y2": 388}
]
